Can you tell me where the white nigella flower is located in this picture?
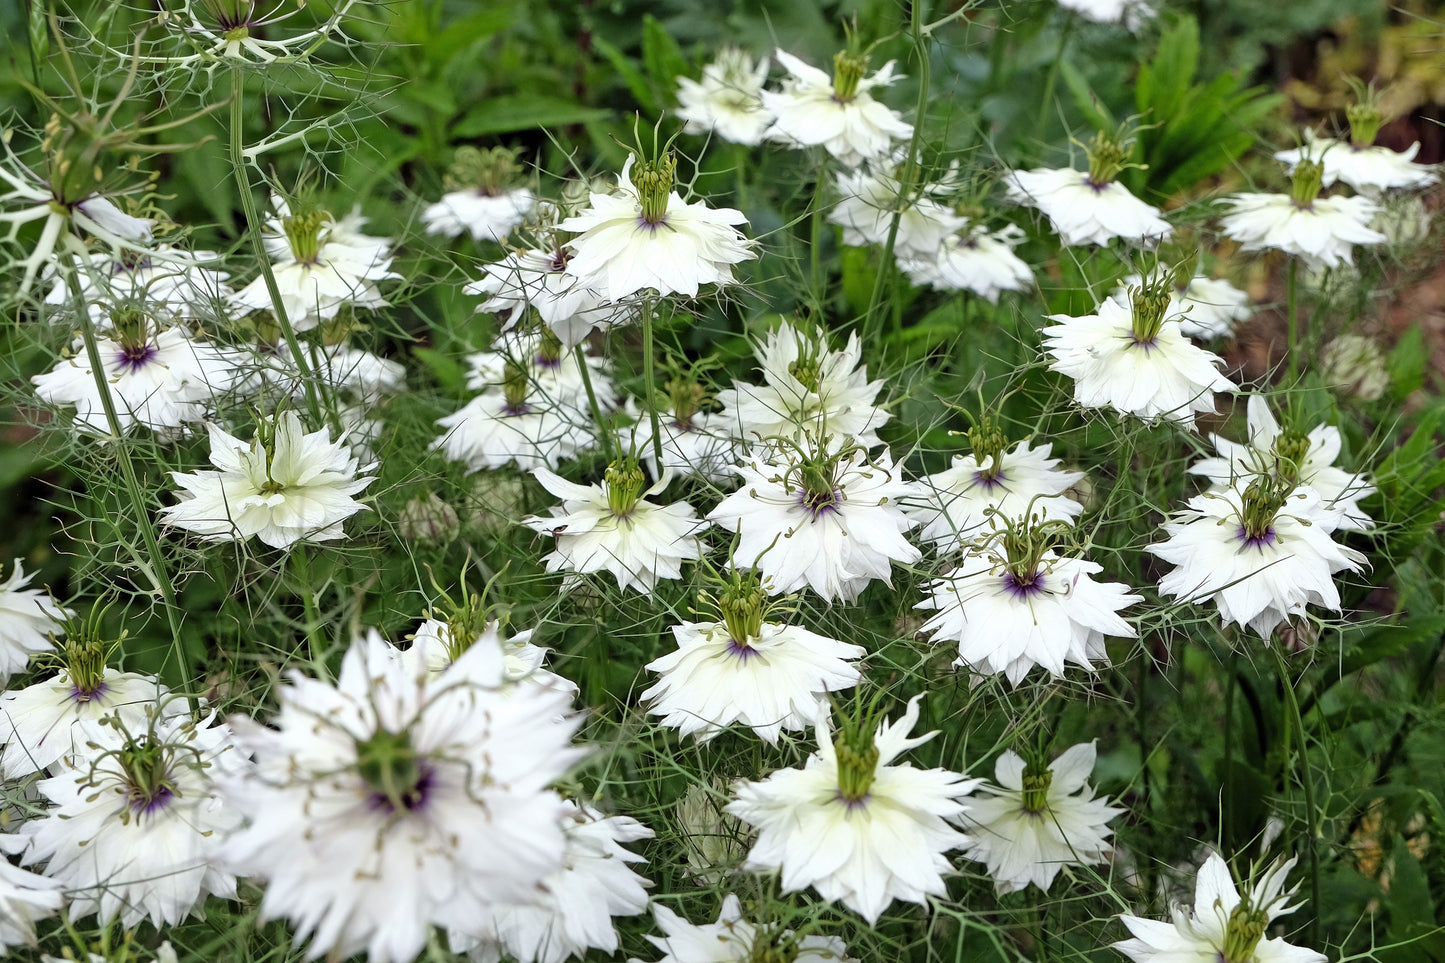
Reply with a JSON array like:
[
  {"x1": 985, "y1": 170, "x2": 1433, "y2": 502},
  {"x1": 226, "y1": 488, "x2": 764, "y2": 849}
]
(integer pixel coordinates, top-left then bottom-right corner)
[
  {"x1": 1114, "y1": 267, "x2": 1252, "y2": 341},
  {"x1": 43, "y1": 244, "x2": 237, "y2": 323},
  {"x1": 1147, "y1": 479, "x2": 1367, "y2": 639},
  {"x1": 960, "y1": 742, "x2": 1123, "y2": 894},
  {"x1": 231, "y1": 195, "x2": 398, "y2": 330},
  {"x1": 169, "y1": 0, "x2": 363, "y2": 65},
  {"x1": 403, "y1": 594, "x2": 576, "y2": 697},
  {"x1": 16, "y1": 712, "x2": 245, "y2": 928},
  {"x1": 0, "y1": 639, "x2": 177, "y2": 778},
  {"x1": 642, "y1": 572, "x2": 865, "y2": 744},
  {"x1": 762, "y1": 49, "x2": 913, "y2": 168},
  {"x1": 1043, "y1": 282, "x2": 1236, "y2": 428},
  {"x1": 453, "y1": 802, "x2": 652, "y2": 963},
  {"x1": 915, "y1": 518, "x2": 1141, "y2": 685},
  {"x1": 1190, "y1": 394, "x2": 1375, "y2": 532},
  {"x1": 1005, "y1": 132, "x2": 1170, "y2": 247},
  {"x1": 466, "y1": 246, "x2": 633, "y2": 350},
  {"x1": 0, "y1": 559, "x2": 70, "y2": 682},
  {"x1": 1275, "y1": 118, "x2": 1439, "y2": 194},
  {"x1": 640, "y1": 894, "x2": 858, "y2": 963},
  {"x1": 32, "y1": 311, "x2": 245, "y2": 437},
  {"x1": 160, "y1": 409, "x2": 375, "y2": 550},
  {"x1": 676, "y1": 48, "x2": 775, "y2": 147},
  {"x1": 422, "y1": 146, "x2": 536, "y2": 242},
  {"x1": 522, "y1": 459, "x2": 710, "y2": 594},
  {"x1": 0, "y1": 861, "x2": 64, "y2": 951},
  {"x1": 726, "y1": 695, "x2": 979, "y2": 924},
  {"x1": 463, "y1": 329, "x2": 614, "y2": 415},
  {"x1": 556, "y1": 153, "x2": 754, "y2": 302},
  {"x1": 907, "y1": 420, "x2": 1085, "y2": 553},
  {"x1": 220, "y1": 629, "x2": 585, "y2": 963},
  {"x1": 629, "y1": 407, "x2": 738, "y2": 485},
  {"x1": 714, "y1": 322, "x2": 890, "y2": 449},
  {"x1": 1321, "y1": 334, "x2": 1389, "y2": 401},
  {"x1": 828, "y1": 164, "x2": 966, "y2": 260},
  {"x1": 1114, "y1": 852, "x2": 1326, "y2": 963},
  {"x1": 1219, "y1": 159, "x2": 1385, "y2": 270},
  {"x1": 270, "y1": 338, "x2": 407, "y2": 406},
  {"x1": 1058, "y1": 0, "x2": 1156, "y2": 31},
  {"x1": 900, "y1": 222, "x2": 1034, "y2": 302},
  {"x1": 708, "y1": 442, "x2": 920, "y2": 604}
]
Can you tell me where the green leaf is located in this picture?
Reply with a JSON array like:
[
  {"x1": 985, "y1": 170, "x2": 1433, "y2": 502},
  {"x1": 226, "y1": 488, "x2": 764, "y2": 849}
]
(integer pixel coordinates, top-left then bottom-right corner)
[
  {"x1": 1389, "y1": 324, "x2": 1427, "y2": 399},
  {"x1": 641, "y1": 15, "x2": 690, "y2": 108},
  {"x1": 453, "y1": 96, "x2": 613, "y2": 137},
  {"x1": 1060, "y1": 60, "x2": 1116, "y2": 133},
  {"x1": 591, "y1": 35, "x2": 659, "y2": 116},
  {"x1": 424, "y1": 7, "x2": 515, "y2": 65}
]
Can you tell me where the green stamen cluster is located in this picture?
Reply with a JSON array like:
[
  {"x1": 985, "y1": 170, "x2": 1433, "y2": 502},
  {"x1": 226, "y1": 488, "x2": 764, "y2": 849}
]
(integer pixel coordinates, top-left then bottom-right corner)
[
  {"x1": 1289, "y1": 160, "x2": 1325, "y2": 209},
  {"x1": 116, "y1": 730, "x2": 179, "y2": 816},
  {"x1": 1273, "y1": 430, "x2": 1311, "y2": 485},
  {"x1": 202, "y1": 0, "x2": 259, "y2": 30},
  {"x1": 1086, "y1": 131, "x2": 1132, "y2": 187},
  {"x1": 716, "y1": 572, "x2": 768, "y2": 646},
  {"x1": 968, "y1": 416, "x2": 1008, "y2": 482},
  {"x1": 1167, "y1": 247, "x2": 1200, "y2": 293},
  {"x1": 283, "y1": 209, "x2": 331, "y2": 265},
  {"x1": 832, "y1": 51, "x2": 869, "y2": 103},
  {"x1": 1219, "y1": 901, "x2": 1269, "y2": 963},
  {"x1": 798, "y1": 461, "x2": 839, "y2": 512},
  {"x1": 43, "y1": 111, "x2": 110, "y2": 210},
  {"x1": 630, "y1": 151, "x2": 677, "y2": 226},
  {"x1": 1020, "y1": 760, "x2": 1053, "y2": 814},
  {"x1": 667, "y1": 377, "x2": 706, "y2": 426},
  {"x1": 63, "y1": 638, "x2": 109, "y2": 699},
  {"x1": 748, "y1": 930, "x2": 799, "y2": 963},
  {"x1": 537, "y1": 324, "x2": 564, "y2": 366},
  {"x1": 110, "y1": 304, "x2": 152, "y2": 355},
  {"x1": 502, "y1": 361, "x2": 531, "y2": 411},
  {"x1": 251, "y1": 413, "x2": 287, "y2": 495},
  {"x1": 1128, "y1": 278, "x2": 1173, "y2": 345},
  {"x1": 1347, "y1": 102, "x2": 1382, "y2": 150},
  {"x1": 442, "y1": 594, "x2": 489, "y2": 665},
  {"x1": 355, "y1": 727, "x2": 428, "y2": 814},
  {"x1": 319, "y1": 309, "x2": 360, "y2": 348},
  {"x1": 1239, "y1": 477, "x2": 1291, "y2": 541},
  {"x1": 834, "y1": 727, "x2": 880, "y2": 803},
  {"x1": 998, "y1": 516, "x2": 1068, "y2": 584},
  {"x1": 445, "y1": 146, "x2": 522, "y2": 196},
  {"x1": 605, "y1": 457, "x2": 647, "y2": 518}
]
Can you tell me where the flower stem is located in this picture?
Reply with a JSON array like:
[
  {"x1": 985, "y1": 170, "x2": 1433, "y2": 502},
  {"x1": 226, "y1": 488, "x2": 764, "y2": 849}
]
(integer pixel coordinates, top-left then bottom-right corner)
[
  {"x1": 227, "y1": 66, "x2": 327, "y2": 428},
  {"x1": 1034, "y1": 15, "x2": 1074, "y2": 147},
  {"x1": 642, "y1": 307, "x2": 666, "y2": 474},
  {"x1": 1272, "y1": 645, "x2": 1321, "y2": 945},
  {"x1": 1285, "y1": 258, "x2": 1299, "y2": 386},
  {"x1": 291, "y1": 545, "x2": 327, "y2": 677},
  {"x1": 574, "y1": 344, "x2": 616, "y2": 463},
  {"x1": 61, "y1": 252, "x2": 191, "y2": 702}
]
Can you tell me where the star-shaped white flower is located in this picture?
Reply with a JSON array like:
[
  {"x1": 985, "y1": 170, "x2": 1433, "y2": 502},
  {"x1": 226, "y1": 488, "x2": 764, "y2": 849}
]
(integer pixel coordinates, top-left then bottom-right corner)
[
  {"x1": 677, "y1": 48, "x2": 775, "y2": 147},
  {"x1": 1006, "y1": 168, "x2": 1170, "y2": 247},
  {"x1": 726, "y1": 696, "x2": 980, "y2": 924},
  {"x1": 0, "y1": 861, "x2": 64, "y2": 952},
  {"x1": 0, "y1": 560, "x2": 70, "y2": 682},
  {"x1": 829, "y1": 164, "x2": 965, "y2": 260},
  {"x1": 762, "y1": 50, "x2": 913, "y2": 168},
  {"x1": 960, "y1": 742, "x2": 1123, "y2": 894},
  {"x1": 160, "y1": 409, "x2": 375, "y2": 550},
  {"x1": 639, "y1": 894, "x2": 857, "y2": 963},
  {"x1": 465, "y1": 247, "x2": 635, "y2": 350},
  {"x1": 1276, "y1": 129, "x2": 1438, "y2": 193},
  {"x1": 900, "y1": 223, "x2": 1034, "y2": 302},
  {"x1": 1114, "y1": 853, "x2": 1326, "y2": 963},
  {"x1": 1114, "y1": 271, "x2": 1252, "y2": 340}
]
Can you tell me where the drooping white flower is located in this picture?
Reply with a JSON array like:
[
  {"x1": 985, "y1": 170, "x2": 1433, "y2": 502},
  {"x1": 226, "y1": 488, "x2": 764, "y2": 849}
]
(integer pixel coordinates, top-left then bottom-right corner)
[
  {"x1": 829, "y1": 164, "x2": 965, "y2": 260},
  {"x1": 220, "y1": 630, "x2": 585, "y2": 963},
  {"x1": 960, "y1": 742, "x2": 1123, "y2": 894},
  {"x1": 422, "y1": 147, "x2": 536, "y2": 242},
  {"x1": 16, "y1": 712, "x2": 245, "y2": 928},
  {"x1": 1190, "y1": 394, "x2": 1374, "y2": 531},
  {"x1": 1147, "y1": 481, "x2": 1367, "y2": 639},
  {"x1": 1219, "y1": 158, "x2": 1384, "y2": 270},
  {"x1": 708, "y1": 443, "x2": 920, "y2": 604},
  {"x1": 403, "y1": 616, "x2": 576, "y2": 698},
  {"x1": 639, "y1": 894, "x2": 857, "y2": 963},
  {"x1": 0, "y1": 641, "x2": 177, "y2": 778},
  {"x1": 1058, "y1": 0, "x2": 1155, "y2": 31},
  {"x1": 1276, "y1": 128, "x2": 1438, "y2": 193},
  {"x1": 466, "y1": 247, "x2": 634, "y2": 350},
  {"x1": 726, "y1": 695, "x2": 979, "y2": 924},
  {"x1": 1115, "y1": 270, "x2": 1252, "y2": 340},
  {"x1": 762, "y1": 50, "x2": 913, "y2": 168},
  {"x1": 0, "y1": 560, "x2": 70, "y2": 681},
  {"x1": 453, "y1": 803, "x2": 652, "y2": 963},
  {"x1": 1043, "y1": 286, "x2": 1236, "y2": 428},
  {"x1": 1321, "y1": 334, "x2": 1389, "y2": 401},
  {"x1": 915, "y1": 526, "x2": 1141, "y2": 685},
  {"x1": 43, "y1": 244, "x2": 237, "y2": 323},
  {"x1": 1114, "y1": 853, "x2": 1326, "y2": 963},
  {"x1": 231, "y1": 195, "x2": 398, "y2": 330},
  {"x1": 160, "y1": 409, "x2": 375, "y2": 550},
  {"x1": 267, "y1": 339, "x2": 407, "y2": 406},
  {"x1": 900, "y1": 223, "x2": 1034, "y2": 301},
  {"x1": 676, "y1": 48, "x2": 775, "y2": 147},
  {"x1": 522, "y1": 460, "x2": 709, "y2": 594},
  {"x1": 32, "y1": 319, "x2": 245, "y2": 437},
  {"x1": 0, "y1": 861, "x2": 64, "y2": 951},
  {"x1": 627, "y1": 406, "x2": 738, "y2": 485},
  {"x1": 1005, "y1": 133, "x2": 1171, "y2": 247},
  {"x1": 714, "y1": 323, "x2": 890, "y2": 449},
  {"x1": 556, "y1": 155, "x2": 754, "y2": 302},
  {"x1": 643, "y1": 573, "x2": 864, "y2": 744},
  {"x1": 165, "y1": 0, "x2": 362, "y2": 65},
  {"x1": 906, "y1": 426, "x2": 1085, "y2": 553}
]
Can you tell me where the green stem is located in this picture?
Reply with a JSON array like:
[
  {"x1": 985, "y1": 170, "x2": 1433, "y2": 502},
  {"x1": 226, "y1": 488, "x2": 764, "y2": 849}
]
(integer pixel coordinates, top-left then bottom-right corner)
[
  {"x1": 642, "y1": 308, "x2": 666, "y2": 474},
  {"x1": 291, "y1": 545, "x2": 327, "y2": 676},
  {"x1": 1033, "y1": 15, "x2": 1074, "y2": 148},
  {"x1": 574, "y1": 344, "x2": 616, "y2": 463},
  {"x1": 227, "y1": 66, "x2": 327, "y2": 428},
  {"x1": 1272, "y1": 646, "x2": 1321, "y2": 945},
  {"x1": 808, "y1": 164, "x2": 828, "y2": 312},
  {"x1": 1285, "y1": 258, "x2": 1299, "y2": 386},
  {"x1": 1222, "y1": 644, "x2": 1238, "y2": 845},
  {"x1": 62, "y1": 252, "x2": 190, "y2": 701}
]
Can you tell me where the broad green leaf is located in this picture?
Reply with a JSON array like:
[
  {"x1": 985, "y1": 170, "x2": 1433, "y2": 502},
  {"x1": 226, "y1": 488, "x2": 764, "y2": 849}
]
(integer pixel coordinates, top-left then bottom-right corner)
[{"x1": 454, "y1": 96, "x2": 613, "y2": 137}]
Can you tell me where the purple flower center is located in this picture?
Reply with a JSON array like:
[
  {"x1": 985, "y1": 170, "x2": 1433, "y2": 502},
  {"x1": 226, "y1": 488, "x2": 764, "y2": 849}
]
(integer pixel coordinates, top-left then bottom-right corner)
[
  {"x1": 116, "y1": 342, "x2": 158, "y2": 373},
  {"x1": 129, "y1": 785, "x2": 175, "y2": 815},
  {"x1": 633, "y1": 216, "x2": 667, "y2": 234},
  {"x1": 973, "y1": 470, "x2": 1007, "y2": 491},
  {"x1": 1237, "y1": 525, "x2": 1277, "y2": 549},
  {"x1": 1003, "y1": 570, "x2": 1045, "y2": 599},
  {"x1": 799, "y1": 488, "x2": 842, "y2": 518},
  {"x1": 725, "y1": 639, "x2": 757, "y2": 661},
  {"x1": 502, "y1": 402, "x2": 532, "y2": 416},
  {"x1": 69, "y1": 680, "x2": 109, "y2": 703},
  {"x1": 365, "y1": 763, "x2": 436, "y2": 815},
  {"x1": 1083, "y1": 179, "x2": 1108, "y2": 193}
]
